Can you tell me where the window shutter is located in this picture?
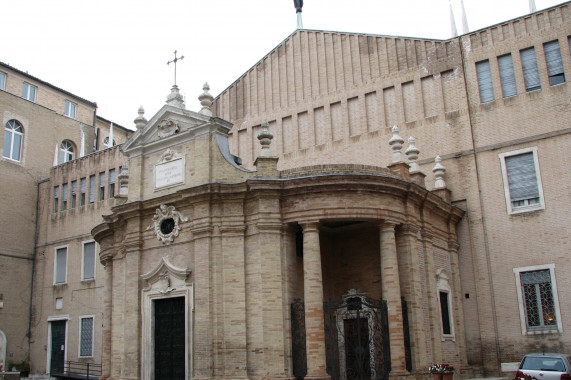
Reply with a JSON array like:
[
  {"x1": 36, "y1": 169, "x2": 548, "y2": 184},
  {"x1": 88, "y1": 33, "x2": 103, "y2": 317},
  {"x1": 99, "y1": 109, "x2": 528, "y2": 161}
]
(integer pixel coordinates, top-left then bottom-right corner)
[
  {"x1": 544, "y1": 40, "x2": 565, "y2": 85},
  {"x1": 498, "y1": 54, "x2": 517, "y2": 97},
  {"x1": 99, "y1": 172, "x2": 106, "y2": 188},
  {"x1": 505, "y1": 152, "x2": 539, "y2": 202},
  {"x1": 62, "y1": 183, "x2": 68, "y2": 200},
  {"x1": 83, "y1": 242, "x2": 95, "y2": 280},
  {"x1": 80, "y1": 178, "x2": 86, "y2": 193},
  {"x1": 476, "y1": 60, "x2": 495, "y2": 103},
  {"x1": 520, "y1": 48, "x2": 541, "y2": 91},
  {"x1": 56, "y1": 248, "x2": 67, "y2": 283},
  {"x1": 71, "y1": 181, "x2": 77, "y2": 195},
  {"x1": 89, "y1": 175, "x2": 95, "y2": 203},
  {"x1": 54, "y1": 186, "x2": 59, "y2": 199},
  {"x1": 109, "y1": 169, "x2": 116, "y2": 184}
]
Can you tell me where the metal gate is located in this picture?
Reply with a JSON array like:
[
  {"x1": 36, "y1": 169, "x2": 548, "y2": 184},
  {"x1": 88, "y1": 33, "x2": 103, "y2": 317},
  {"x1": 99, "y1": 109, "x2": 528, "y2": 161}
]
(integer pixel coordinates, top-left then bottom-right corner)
[
  {"x1": 291, "y1": 299, "x2": 307, "y2": 380},
  {"x1": 323, "y1": 292, "x2": 391, "y2": 380}
]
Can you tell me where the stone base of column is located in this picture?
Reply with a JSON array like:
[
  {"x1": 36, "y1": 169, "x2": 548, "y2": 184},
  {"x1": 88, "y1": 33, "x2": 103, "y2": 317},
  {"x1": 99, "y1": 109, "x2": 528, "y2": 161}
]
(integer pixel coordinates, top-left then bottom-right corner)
[{"x1": 304, "y1": 374, "x2": 331, "y2": 380}]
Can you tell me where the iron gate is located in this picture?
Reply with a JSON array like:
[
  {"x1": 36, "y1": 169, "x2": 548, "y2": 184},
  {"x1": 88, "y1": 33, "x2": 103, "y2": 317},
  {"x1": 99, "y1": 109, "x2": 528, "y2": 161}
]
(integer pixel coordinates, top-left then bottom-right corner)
[{"x1": 323, "y1": 293, "x2": 391, "y2": 380}]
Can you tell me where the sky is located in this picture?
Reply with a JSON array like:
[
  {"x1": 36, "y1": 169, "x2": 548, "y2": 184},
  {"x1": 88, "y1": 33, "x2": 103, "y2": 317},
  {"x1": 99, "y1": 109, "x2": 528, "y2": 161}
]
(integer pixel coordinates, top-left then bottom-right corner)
[{"x1": 1, "y1": 0, "x2": 564, "y2": 129}]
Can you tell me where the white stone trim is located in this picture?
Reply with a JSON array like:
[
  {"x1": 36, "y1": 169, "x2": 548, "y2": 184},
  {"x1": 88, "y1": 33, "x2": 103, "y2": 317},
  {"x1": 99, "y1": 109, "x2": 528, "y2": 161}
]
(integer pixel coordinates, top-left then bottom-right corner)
[
  {"x1": 141, "y1": 258, "x2": 193, "y2": 380},
  {"x1": 498, "y1": 146, "x2": 545, "y2": 215},
  {"x1": 513, "y1": 263, "x2": 562, "y2": 335},
  {"x1": 46, "y1": 316, "x2": 69, "y2": 375},
  {"x1": 437, "y1": 269, "x2": 455, "y2": 340}
]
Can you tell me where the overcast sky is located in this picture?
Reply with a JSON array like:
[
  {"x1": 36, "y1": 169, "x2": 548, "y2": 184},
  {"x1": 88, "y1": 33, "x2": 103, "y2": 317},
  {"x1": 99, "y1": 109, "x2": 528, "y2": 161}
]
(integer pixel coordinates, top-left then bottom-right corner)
[{"x1": 1, "y1": 0, "x2": 564, "y2": 129}]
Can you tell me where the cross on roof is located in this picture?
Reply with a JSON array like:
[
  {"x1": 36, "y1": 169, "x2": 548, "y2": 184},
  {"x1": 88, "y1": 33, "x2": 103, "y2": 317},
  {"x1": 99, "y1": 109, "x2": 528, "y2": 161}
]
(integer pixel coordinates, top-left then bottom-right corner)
[{"x1": 167, "y1": 50, "x2": 184, "y2": 86}]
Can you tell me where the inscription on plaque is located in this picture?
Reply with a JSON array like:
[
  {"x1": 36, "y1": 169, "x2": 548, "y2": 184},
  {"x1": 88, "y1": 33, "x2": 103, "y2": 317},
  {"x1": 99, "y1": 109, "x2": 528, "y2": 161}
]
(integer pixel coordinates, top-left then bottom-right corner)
[{"x1": 155, "y1": 158, "x2": 184, "y2": 190}]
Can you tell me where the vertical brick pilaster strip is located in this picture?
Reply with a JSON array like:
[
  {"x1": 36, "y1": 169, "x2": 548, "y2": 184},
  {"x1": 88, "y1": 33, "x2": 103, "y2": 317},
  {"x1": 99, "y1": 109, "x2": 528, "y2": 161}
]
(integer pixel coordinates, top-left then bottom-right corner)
[
  {"x1": 301, "y1": 222, "x2": 329, "y2": 379},
  {"x1": 449, "y1": 239, "x2": 468, "y2": 366},
  {"x1": 422, "y1": 230, "x2": 441, "y2": 363},
  {"x1": 123, "y1": 248, "x2": 140, "y2": 378},
  {"x1": 101, "y1": 257, "x2": 113, "y2": 379},
  {"x1": 380, "y1": 221, "x2": 407, "y2": 374}
]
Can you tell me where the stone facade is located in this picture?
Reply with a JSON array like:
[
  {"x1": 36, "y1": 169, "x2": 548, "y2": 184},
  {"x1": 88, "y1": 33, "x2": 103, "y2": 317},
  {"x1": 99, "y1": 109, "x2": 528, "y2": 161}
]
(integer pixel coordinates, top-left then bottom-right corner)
[{"x1": 0, "y1": 2, "x2": 569, "y2": 379}]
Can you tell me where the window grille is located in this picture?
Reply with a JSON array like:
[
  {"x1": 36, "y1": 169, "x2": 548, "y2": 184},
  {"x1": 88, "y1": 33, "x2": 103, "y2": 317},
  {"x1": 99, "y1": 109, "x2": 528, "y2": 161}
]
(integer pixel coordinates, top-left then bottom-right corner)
[
  {"x1": 498, "y1": 54, "x2": 517, "y2": 97},
  {"x1": 520, "y1": 47, "x2": 541, "y2": 91},
  {"x1": 520, "y1": 270, "x2": 556, "y2": 329},
  {"x1": 544, "y1": 40, "x2": 565, "y2": 86},
  {"x1": 476, "y1": 60, "x2": 495, "y2": 103},
  {"x1": 80, "y1": 317, "x2": 94, "y2": 357}
]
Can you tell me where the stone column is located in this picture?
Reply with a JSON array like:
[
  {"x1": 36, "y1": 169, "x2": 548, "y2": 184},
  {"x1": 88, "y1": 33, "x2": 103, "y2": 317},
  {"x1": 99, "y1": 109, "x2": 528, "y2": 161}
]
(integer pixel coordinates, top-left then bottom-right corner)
[
  {"x1": 301, "y1": 222, "x2": 329, "y2": 379},
  {"x1": 379, "y1": 221, "x2": 408, "y2": 375},
  {"x1": 100, "y1": 255, "x2": 113, "y2": 380}
]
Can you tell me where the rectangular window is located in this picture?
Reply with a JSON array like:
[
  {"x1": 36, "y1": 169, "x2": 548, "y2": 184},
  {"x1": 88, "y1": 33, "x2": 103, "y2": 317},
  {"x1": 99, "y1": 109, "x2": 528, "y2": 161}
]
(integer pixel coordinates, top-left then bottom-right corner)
[
  {"x1": 0, "y1": 72, "x2": 6, "y2": 90},
  {"x1": 543, "y1": 40, "x2": 565, "y2": 86},
  {"x1": 79, "y1": 316, "x2": 94, "y2": 357},
  {"x1": 99, "y1": 172, "x2": 105, "y2": 201},
  {"x1": 498, "y1": 54, "x2": 517, "y2": 97},
  {"x1": 80, "y1": 177, "x2": 86, "y2": 206},
  {"x1": 476, "y1": 60, "x2": 495, "y2": 103},
  {"x1": 70, "y1": 180, "x2": 77, "y2": 209},
  {"x1": 53, "y1": 186, "x2": 59, "y2": 212},
  {"x1": 520, "y1": 47, "x2": 541, "y2": 91},
  {"x1": 499, "y1": 147, "x2": 544, "y2": 214},
  {"x1": 514, "y1": 264, "x2": 562, "y2": 334},
  {"x1": 82, "y1": 241, "x2": 96, "y2": 280},
  {"x1": 89, "y1": 175, "x2": 95, "y2": 204},
  {"x1": 64, "y1": 100, "x2": 77, "y2": 119},
  {"x1": 61, "y1": 183, "x2": 68, "y2": 211},
  {"x1": 22, "y1": 82, "x2": 37, "y2": 101},
  {"x1": 109, "y1": 169, "x2": 116, "y2": 198},
  {"x1": 439, "y1": 291, "x2": 452, "y2": 335},
  {"x1": 54, "y1": 247, "x2": 67, "y2": 284}
]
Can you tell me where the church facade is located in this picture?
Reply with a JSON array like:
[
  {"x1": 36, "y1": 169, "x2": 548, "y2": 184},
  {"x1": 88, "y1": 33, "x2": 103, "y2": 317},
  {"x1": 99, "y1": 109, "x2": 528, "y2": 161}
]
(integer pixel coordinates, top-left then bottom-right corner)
[{"x1": 0, "y1": 2, "x2": 570, "y2": 379}]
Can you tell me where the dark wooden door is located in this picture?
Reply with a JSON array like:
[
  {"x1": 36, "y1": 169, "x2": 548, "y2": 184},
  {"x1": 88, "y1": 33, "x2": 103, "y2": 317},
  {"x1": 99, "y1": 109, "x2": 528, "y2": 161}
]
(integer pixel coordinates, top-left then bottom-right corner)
[
  {"x1": 154, "y1": 297, "x2": 185, "y2": 380},
  {"x1": 50, "y1": 320, "x2": 66, "y2": 374}
]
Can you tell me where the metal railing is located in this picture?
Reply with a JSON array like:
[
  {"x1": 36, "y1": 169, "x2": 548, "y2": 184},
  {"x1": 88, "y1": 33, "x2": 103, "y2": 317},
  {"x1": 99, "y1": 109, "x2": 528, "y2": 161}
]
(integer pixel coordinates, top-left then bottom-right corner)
[{"x1": 53, "y1": 361, "x2": 102, "y2": 379}]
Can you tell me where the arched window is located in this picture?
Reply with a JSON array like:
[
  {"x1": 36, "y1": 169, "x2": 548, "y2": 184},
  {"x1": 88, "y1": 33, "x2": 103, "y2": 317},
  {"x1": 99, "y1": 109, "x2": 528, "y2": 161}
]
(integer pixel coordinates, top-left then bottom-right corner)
[
  {"x1": 59, "y1": 140, "x2": 75, "y2": 163},
  {"x1": 103, "y1": 137, "x2": 115, "y2": 149},
  {"x1": 3, "y1": 120, "x2": 24, "y2": 161}
]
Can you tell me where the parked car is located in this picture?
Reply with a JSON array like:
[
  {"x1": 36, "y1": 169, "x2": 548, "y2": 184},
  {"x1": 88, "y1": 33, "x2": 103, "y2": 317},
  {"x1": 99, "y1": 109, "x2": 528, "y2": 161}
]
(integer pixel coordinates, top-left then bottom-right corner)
[{"x1": 514, "y1": 353, "x2": 571, "y2": 380}]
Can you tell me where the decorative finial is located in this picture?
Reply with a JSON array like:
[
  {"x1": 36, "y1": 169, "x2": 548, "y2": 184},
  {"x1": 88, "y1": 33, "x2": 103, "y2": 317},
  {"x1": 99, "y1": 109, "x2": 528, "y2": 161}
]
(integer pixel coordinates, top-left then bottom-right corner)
[
  {"x1": 294, "y1": 0, "x2": 303, "y2": 29},
  {"x1": 460, "y1": 0, "x2": 469, "y2": 34},
  {"x1": 134, "y1": 106, "x2": 147, "y2": 130},
  {"x1": 166, "y1": 85, "x2": 185, "y2": 109},
  {"x1": 405, "y1": 137, "x2": 420, "y2": 172},
  {"x1": 388, "y1": 126, "x2": 405, "y2": 163},
  {"x1": 433, "y1": 156, "x2": 447, "y2": 189},
  {"x1": 257, "y1": 121, "x2": 274, "y2": 157},
  {"x1": 198, "y1": 82, "x2": 214, "y2": 116},
  {"x1": 529, "y1": 0, "x2": 537, "y2": 12}
]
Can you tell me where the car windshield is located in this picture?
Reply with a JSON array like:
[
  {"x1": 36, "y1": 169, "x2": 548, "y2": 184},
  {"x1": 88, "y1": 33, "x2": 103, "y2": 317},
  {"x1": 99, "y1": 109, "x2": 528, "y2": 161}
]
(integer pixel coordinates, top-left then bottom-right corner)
[{"x1": 521, "y1": 357, "x2": 566, "y2": 372}]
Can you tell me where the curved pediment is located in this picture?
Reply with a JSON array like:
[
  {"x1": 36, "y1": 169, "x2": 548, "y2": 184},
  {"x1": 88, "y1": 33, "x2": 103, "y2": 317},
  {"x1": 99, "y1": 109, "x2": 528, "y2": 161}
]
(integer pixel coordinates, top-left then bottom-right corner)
[{"x1": 141, "y1": 257, "x2": 192, "y2": 293}]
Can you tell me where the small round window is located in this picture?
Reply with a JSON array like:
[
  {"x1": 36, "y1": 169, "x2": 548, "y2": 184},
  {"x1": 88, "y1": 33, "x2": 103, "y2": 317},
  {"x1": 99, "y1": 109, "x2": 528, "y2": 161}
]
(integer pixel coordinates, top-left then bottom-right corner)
[{"x1": 160, "y1": 218, "x2": 175, "y2": 235}]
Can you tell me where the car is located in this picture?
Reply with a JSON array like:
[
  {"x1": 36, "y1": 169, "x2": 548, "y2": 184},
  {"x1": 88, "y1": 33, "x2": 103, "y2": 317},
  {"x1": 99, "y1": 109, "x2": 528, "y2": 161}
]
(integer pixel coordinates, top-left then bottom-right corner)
[{"x1": 514, "y1": 353, "x2": 571, "y2": 380}]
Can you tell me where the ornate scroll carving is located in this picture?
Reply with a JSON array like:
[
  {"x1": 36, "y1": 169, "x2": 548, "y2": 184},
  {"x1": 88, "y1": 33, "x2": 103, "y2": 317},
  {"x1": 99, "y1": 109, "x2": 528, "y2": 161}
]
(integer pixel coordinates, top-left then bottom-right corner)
[{"x1": 147, "y1": 204, "x2": 189, "y2": 245}]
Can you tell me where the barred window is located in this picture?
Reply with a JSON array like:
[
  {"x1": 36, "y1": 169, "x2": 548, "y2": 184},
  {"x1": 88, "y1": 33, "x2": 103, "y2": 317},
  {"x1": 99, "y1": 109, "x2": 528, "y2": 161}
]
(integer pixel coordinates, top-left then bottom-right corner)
[
  {"x1": 79, "y1": 317, "x2": 94, "y2": 357},
  {"x1": 520, "y1": 270, "x2": 556, "y2": 330}
]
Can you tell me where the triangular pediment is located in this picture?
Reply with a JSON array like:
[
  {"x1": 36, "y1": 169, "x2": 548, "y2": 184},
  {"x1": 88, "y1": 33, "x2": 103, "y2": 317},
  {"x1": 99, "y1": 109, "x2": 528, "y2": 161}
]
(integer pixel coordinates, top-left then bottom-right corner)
[{"x1": 122, "y1": 104, "x2": 226, "y2": 155}]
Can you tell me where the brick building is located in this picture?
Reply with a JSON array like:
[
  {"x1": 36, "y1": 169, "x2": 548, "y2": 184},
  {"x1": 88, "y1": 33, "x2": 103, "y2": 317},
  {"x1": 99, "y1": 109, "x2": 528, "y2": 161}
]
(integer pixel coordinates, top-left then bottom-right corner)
[{"x1": 0, "y1": 2, "x2": 569, "y2": 379}]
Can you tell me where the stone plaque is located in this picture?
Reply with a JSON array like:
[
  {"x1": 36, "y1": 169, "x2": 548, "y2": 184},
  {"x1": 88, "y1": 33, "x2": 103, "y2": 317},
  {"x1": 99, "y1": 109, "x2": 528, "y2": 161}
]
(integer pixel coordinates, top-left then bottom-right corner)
[{"x1": 154, "y1": 149, "x2": 185, "y2": 190}]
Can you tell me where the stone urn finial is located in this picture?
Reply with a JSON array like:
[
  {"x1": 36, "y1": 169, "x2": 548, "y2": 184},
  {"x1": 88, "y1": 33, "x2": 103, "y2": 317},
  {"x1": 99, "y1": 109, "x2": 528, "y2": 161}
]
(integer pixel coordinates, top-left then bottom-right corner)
[
  {"x1": 134, "y1": 106, "x2": 147, "y2": 131},
  {"x1": 405, "y1": 136, "x2": 420, "y2": 172},
  {"x1": 388, "y1": 126, "x2": 405, "y2": 163},
  {"x1": 433, "y1": 155, "x2": 447, "y2": 189},
  {"x1": 257, "y1": 121, "x2": 274, "y2": 157},
  {"x1": 198, "y1": 82, "x2": 214, "y2": 116}
]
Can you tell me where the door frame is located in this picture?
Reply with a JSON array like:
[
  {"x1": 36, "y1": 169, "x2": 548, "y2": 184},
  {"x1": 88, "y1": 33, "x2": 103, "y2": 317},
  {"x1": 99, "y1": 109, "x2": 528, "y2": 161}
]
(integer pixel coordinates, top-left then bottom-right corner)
[
  {"x1": 46, "y1": 315, "x2": 70, "y2": 374},
  {"x1": 141, "y1": 258, "x2": 193, "y2": 380}
]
